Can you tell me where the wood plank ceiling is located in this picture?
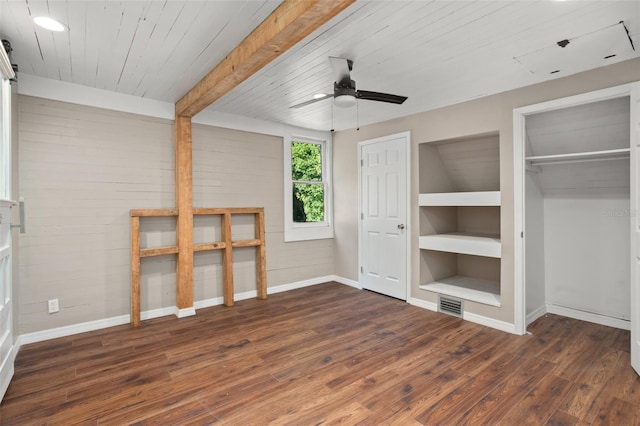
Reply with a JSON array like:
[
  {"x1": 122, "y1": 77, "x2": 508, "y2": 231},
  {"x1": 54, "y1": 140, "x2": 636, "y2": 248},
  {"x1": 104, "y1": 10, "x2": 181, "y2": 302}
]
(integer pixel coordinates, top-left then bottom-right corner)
[{"x1": 1, "y1": 0, "x2": 639, "y2": 131}]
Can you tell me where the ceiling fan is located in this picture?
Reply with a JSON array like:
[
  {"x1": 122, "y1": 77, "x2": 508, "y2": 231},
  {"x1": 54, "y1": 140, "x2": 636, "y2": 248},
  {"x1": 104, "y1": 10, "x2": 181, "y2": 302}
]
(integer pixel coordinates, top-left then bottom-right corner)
[{"x1": 290, "y1": 57, "x2": 408, "y2": 109}]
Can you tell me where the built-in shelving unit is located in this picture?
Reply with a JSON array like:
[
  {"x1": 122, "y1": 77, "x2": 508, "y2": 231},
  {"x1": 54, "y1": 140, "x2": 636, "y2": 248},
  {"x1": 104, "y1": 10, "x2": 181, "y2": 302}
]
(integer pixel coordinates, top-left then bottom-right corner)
[{"x1": 418, "y1": 133, "x2": 501, "y2": 308}]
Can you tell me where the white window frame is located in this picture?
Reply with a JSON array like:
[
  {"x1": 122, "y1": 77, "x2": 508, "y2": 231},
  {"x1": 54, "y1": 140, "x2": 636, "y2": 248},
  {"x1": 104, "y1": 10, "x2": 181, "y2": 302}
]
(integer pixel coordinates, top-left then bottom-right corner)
[{"x1": 284, "y1": 134, "x2": 333, "y2": 242}]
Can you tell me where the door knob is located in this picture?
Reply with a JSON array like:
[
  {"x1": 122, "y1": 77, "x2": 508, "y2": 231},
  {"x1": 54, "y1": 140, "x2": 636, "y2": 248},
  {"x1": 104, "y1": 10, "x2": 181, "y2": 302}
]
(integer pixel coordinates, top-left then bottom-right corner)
[{"x1": 397, "y1": 224, "x2": 405, "y2": 229}]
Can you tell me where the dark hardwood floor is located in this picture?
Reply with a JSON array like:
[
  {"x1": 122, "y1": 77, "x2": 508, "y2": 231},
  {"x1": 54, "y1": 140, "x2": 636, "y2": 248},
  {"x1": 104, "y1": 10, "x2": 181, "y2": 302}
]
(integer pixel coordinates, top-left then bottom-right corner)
[{"x1": 1, "y1": 282, "x2": 638, "y2": 425}]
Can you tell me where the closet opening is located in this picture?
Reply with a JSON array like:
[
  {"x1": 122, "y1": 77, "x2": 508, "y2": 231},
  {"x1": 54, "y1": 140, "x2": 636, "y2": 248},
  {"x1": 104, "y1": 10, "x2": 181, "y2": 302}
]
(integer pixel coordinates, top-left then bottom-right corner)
[{"x1": 523, "y1": 96, "x2": 631, "y2": 332}]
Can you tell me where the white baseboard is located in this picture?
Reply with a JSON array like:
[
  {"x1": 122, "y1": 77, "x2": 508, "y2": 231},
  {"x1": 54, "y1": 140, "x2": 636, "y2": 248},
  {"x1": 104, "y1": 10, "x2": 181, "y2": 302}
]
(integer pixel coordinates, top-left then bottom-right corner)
[
  {"x1": 408, "y1": 297, "x2": 437, "y2": 311},
  {"x1": 328, "y1": 275, "x2": 362, "y2": 289},
  {"x1": 18, "y1": 276, "x2": 356, "y2": 346},
  {"x1": 526, "y1": 305, "x2": 547, "y2": 326},
  {"x1": 268, "y1": 275, "x2": 334, "y2": 294},
  {"x1": 408, "y1": 297, "x2": 516, "y2": 334},
  {"x1": 20, "y1": 314, "x2": 130, "y2": 346},
  {"x1": 141, "y1": 306, "x2": 177, "y2": 321},
  {"x1": 546, "y1": 303, "x2": 630, "y2": 330},
  {"x1": 176, "y1": 307, "x2": 196, "y2": 318},
  {"x1": 463, "y1": 311, "x2": 517, "y2": 334}
]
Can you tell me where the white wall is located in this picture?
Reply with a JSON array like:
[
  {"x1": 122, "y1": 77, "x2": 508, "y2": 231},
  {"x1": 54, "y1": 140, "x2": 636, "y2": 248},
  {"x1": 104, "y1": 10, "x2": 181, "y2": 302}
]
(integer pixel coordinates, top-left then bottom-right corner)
[
  {"x1": 18, "y1": 95, "x2": 335, "y2": 334},
  {"x1": 544, "y1": 196, "x2": 630, "y2": 320},
  {"x1": 525, "y1": 172, "x2": 545, "y2": 321},
  {"x1": 19, "y1": 96, "x2": 175, "y2": 332}
]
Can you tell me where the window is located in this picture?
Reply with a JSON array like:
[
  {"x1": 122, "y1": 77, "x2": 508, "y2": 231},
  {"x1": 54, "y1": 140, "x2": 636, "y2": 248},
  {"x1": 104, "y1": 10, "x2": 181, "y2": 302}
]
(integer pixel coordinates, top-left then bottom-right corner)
[{"x1": 284, "y1": 135, "x2": 333, "y2": 241}]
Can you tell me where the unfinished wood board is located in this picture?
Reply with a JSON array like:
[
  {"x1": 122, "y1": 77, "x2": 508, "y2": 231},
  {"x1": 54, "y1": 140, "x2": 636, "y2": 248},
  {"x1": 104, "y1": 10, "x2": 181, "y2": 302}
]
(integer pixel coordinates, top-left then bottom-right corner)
[{"x1": 130, "y1": 216, "x2": 140, "y2": 327}]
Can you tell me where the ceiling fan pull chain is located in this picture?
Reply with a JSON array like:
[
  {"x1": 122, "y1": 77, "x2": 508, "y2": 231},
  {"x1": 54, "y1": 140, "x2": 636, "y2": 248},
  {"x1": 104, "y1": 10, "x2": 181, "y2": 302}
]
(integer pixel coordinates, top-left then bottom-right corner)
[
  {"x1": 331, "y1": 100, "x2": 335, "y2": 133},
  {"x1": 356, "y1": 99, "x2": 360, "y2": 131}
]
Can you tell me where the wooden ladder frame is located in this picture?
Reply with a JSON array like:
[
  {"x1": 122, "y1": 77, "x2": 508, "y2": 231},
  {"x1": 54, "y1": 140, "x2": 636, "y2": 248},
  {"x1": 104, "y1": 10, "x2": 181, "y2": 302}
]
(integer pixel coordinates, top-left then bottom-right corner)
[{"x1": 130, "y1": 207, "x2": 266, "y2": 327}]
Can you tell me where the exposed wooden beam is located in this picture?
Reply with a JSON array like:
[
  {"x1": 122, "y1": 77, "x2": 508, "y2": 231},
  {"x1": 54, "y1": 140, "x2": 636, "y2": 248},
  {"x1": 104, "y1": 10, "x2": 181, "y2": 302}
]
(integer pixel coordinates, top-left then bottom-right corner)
[{"x1": 175, "y1": 0, "x2": 356, "y2": 117}]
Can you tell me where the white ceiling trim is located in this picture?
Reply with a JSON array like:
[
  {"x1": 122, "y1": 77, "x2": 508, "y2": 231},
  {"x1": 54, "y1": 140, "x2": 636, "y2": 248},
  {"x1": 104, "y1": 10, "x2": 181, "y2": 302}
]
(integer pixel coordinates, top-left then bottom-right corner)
[
  {"x1": 16, "y1": 72, "x2": 329, "y2": 140},
  {"x1": 17, "y1": 73, "x2": 175, "y2": 120}
]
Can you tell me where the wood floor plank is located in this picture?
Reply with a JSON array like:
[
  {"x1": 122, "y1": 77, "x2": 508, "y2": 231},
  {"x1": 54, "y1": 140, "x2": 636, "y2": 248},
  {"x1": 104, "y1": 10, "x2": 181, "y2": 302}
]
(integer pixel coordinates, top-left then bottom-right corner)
[
  {"x1": 593, "y1": 395, "x2": 639, "y2": 425},
  {"x1": 408, "y1": 351, "x2": 521, "y2": 425},
  {"x1": 497, "y1": 374, "x2": 574, "y2": 424},
  {"x1": 437, "y1": 354, "x2": 556, "y2": 424},
  {"x1": 545, "y1": 409, "x2": 584, "y2": 426},
  {"x1": 0, "y1": 282, "x2": 637, "y2": 424}
]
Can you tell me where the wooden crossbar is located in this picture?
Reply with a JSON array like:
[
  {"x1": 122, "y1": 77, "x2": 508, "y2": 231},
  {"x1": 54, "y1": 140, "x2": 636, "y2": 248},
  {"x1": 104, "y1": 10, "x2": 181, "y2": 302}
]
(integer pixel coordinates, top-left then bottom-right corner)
[{"x1": 130, "y1": 207, "x2": 267, "y2": 327}]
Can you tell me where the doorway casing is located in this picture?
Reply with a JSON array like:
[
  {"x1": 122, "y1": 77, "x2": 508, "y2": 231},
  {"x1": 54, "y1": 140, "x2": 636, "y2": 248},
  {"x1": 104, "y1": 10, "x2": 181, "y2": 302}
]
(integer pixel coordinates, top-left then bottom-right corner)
[{"x1": 513, "y1": 82, "x2": 640, "y2": 375}]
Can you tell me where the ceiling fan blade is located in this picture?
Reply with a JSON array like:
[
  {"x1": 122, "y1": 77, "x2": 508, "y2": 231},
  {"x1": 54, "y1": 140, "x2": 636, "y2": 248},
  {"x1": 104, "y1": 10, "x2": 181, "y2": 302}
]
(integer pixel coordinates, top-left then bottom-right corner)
[
  {"x1": 289, "y1": 94, "x2": 334, "y2": 109},
  {"x1": 329, "y1": 56, "x2": 352, "y2": 85},
  {"x1": 356, "y1": 90, "x2": 407, "y2": 104}
]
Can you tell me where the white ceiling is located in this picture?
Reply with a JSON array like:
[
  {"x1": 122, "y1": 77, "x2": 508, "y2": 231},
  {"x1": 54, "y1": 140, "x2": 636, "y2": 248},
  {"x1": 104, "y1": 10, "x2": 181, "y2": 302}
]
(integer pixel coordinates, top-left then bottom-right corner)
[{"x1": 1, "y1": 1, "x2": 639, "y2": 132}]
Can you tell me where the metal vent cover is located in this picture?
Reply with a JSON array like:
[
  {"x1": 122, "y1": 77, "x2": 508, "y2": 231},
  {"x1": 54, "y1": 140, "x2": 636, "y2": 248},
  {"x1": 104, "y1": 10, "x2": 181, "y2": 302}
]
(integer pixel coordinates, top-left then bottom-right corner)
[{"x1": 438, "y1": 295, "x2": 463, "y2": 318}]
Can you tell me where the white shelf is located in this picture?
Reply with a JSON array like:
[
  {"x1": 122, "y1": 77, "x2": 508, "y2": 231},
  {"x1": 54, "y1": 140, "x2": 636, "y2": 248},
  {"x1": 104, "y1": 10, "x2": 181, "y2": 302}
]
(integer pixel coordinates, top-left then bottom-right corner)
[
  {"x1": 420, "y1": 276, "x2": 501, "y2": 307},
  {"x1": 419, "y1": 233, "x2": 501, "y2": 258},
  {"x1": 419, "y1": 191, "x2": 500, "y2": 206}
]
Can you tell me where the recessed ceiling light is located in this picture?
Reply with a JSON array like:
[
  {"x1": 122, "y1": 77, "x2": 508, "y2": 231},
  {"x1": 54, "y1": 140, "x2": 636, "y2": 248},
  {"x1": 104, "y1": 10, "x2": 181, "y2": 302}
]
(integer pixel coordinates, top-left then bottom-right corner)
[
  {"x1": 33, "y1": 17, "x2": 68, "y2": 32},
  {"x1": 313, "y1": 93, "x2": 328, "y2": 99}
]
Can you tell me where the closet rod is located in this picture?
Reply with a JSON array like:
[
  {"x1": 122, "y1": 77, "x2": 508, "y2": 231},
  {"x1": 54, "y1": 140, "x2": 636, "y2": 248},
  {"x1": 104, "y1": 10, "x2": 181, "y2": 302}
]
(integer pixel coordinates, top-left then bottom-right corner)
[
  {"x1": 526, "y1": 147, "x2": 630, "y2": 165},
  {"x1": 530, "y1": 156, "x2": 629, "y2": 167}
]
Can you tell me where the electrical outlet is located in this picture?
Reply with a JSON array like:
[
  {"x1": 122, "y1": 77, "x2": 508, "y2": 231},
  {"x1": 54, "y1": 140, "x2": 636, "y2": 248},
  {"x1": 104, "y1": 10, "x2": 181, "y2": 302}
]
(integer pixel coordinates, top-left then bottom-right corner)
[{"x1": 48, "y1": 299, "x2": 59, "y2": 314}]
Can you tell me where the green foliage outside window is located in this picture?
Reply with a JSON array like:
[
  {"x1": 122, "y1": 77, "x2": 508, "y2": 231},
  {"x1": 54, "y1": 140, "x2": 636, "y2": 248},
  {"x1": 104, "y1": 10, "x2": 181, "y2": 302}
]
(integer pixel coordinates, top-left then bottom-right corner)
[{"x1": 292, "y1": 142, "x2": 325, "y2": 222}]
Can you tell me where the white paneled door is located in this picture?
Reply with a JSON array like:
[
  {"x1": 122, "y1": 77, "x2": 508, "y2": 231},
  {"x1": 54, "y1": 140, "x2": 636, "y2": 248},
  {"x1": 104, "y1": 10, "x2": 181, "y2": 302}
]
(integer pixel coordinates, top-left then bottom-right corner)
[
  {"x1": 0, "y1": 76, "x2": 16, "y2": 400},
  {"x1": 360, "y1": 133, "x2": 409, "y2": 300}
]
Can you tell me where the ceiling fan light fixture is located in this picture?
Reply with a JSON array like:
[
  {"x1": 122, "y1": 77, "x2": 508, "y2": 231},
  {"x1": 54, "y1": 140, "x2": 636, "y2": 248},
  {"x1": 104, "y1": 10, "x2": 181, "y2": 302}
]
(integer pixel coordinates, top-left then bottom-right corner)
[
  {"x1": 34, "y1": 16, "x2": 68, "y2": 32},
  {"x1": 334, "y1": 94, "x2": 356, "y2": 108}
]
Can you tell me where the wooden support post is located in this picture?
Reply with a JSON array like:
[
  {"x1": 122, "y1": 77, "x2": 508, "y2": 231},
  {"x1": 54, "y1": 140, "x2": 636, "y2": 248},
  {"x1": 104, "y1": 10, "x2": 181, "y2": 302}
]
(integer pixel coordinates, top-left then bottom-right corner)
[
  {"x1": 221, "y1": 212, "x2": 234, "y2": 306},
  {"x1": 175, "y1": 115, "x2": 194, "y2": 313},
  {"x1": 255, "y1": 210, "x2": 267, "y2": 300},
  {"x1": 130, "y1": 216, "x2": 141, "y2": 327}
]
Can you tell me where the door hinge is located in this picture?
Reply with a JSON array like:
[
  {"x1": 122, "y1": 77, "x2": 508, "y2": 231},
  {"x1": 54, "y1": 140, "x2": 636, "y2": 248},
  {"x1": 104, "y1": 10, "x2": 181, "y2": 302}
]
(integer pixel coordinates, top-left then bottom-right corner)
[
  {"x1": 360, "y1": 266, "x2": 363, "y2": 273},
  {"x1": 521, "y1": 231, "x2": 524, "y2": 238},
  {"x1": 360, "y1": 159, "x2": 364, "y2": 166},
  {"x1": 361, "y1": 213, "x2": 364, "y2": 220}
]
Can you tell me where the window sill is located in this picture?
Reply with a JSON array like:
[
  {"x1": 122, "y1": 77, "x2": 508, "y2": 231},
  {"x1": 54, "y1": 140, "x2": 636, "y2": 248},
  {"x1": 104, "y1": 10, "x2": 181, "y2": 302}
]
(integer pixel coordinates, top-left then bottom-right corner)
[{"x1": 284, "y1": 225, "x2": 334, "y2": 242}]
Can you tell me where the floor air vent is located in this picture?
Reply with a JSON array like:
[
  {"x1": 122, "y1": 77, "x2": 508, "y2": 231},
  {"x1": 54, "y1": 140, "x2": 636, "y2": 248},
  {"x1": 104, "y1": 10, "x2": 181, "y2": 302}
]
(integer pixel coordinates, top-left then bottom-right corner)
[{"x1": 438, "y1": 295, "x2": 463, "y2": 318}]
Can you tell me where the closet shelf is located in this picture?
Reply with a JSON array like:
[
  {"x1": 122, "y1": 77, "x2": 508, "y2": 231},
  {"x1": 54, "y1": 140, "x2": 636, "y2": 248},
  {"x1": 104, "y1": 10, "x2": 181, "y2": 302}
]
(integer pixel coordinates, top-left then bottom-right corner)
[
  {"x1": 420, "y1": 276, "x2": 501, "y2": 307},
  {"x1": 419, "y1": 191, "x2": 500, "y2": 206},
  {"x1": 419, "y1": 233, "x2": 501, "y2": 258},
  {"x1": 526, "y1": 148, "x2": 630, "y2": 165}
]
